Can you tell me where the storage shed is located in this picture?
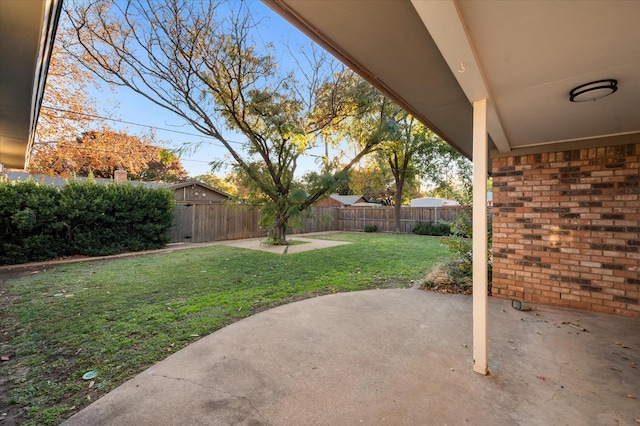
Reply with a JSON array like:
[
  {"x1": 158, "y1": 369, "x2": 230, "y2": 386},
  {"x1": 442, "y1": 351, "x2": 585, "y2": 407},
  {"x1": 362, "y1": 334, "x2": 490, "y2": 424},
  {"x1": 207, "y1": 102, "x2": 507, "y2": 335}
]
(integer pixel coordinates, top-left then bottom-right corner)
[{"x1": 170, "y1": 181, "x2": 230, "y2": 204}]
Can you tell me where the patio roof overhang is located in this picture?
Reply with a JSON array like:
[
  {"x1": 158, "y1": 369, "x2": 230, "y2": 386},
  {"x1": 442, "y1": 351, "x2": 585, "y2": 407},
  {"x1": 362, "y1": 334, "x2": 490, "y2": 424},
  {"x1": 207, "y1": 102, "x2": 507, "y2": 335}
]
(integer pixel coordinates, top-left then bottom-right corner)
[
  {"x1": 0, "y1": 0, "x2": 62, "y2": 170},
  {"x1": 263, "y1": 0, "x2": 640, "y2": 158},
  {"x1": 264, "y1": 0, "x2": 640, "y2": 375}
]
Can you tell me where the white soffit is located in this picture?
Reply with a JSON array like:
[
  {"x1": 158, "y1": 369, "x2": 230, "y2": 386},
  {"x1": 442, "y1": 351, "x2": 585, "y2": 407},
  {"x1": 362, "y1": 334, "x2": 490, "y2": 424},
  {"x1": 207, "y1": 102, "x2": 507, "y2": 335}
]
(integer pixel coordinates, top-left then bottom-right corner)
[
  {"x1": 411, "y1": 0, "x2": 510, "y2": 153},
  {"x1": 454, "y1": 0, "x2": 640, "y2": 149}
]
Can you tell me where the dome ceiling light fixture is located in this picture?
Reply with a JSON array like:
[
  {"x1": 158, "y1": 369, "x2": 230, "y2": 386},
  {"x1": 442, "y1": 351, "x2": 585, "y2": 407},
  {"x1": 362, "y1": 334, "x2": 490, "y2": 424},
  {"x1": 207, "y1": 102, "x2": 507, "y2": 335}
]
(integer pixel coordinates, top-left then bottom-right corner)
[{"x1": 569, "y1": 79, "x2": 618, "y2": 102}]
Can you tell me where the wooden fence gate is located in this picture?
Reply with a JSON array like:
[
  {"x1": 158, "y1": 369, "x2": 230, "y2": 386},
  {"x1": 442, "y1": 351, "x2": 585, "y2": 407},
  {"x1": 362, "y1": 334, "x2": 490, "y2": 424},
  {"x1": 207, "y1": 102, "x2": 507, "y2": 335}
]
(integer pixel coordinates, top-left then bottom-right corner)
[{"x1": 169, "y1": 203, "x2": 263, "y2": 243}]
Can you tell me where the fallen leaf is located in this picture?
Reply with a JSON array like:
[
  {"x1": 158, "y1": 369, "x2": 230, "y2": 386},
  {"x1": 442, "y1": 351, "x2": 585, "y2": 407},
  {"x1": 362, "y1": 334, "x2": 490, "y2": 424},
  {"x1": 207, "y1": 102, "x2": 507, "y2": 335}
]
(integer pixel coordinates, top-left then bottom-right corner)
[
  {"x1": 537, "y1": 375, "x2": 545, "y2": 380},
  {"x1": 615, "y1": 341, "x2": 623, "y2": 346},
  {"x1": 627, "y1": 394, "x2": 636, "y2": 399},
  {"x1": 0, "y1": 355, "x2": 10, "y2": 362},
  {"x1": 88, "y1": 380, "x2": 95, "y2": 389}
]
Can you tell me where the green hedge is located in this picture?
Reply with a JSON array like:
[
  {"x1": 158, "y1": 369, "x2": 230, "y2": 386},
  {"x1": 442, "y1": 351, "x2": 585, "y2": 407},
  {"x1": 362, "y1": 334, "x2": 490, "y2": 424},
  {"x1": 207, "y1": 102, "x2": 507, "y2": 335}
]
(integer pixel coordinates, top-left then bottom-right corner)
[
  {"x1": 412, "y1": 221, "x2": 451, "y2": 236},
  {"x1": 0, "y1": 180, "x2": 174, "y2": 265}
]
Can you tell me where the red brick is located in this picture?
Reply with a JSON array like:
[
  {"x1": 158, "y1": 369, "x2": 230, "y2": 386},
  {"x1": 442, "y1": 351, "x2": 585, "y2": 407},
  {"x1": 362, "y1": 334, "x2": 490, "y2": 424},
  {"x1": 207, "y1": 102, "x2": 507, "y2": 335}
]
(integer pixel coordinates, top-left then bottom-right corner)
[
  {"x1": 591, "y1": 304, "x2": 616, "y2": 314},
  {"x1": 491, "y1": 142, "x2": 640, "y2": 317}
]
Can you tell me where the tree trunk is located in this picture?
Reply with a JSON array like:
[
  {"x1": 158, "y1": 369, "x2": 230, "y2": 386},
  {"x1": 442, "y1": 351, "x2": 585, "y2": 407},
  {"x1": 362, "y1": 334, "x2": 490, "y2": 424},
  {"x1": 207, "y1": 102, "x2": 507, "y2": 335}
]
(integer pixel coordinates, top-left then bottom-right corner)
[
  {"x1": 393, "y1": 186, "x2": 403, "y2": 234},
  {"x1": 270, "y1": 216, "x2": 288, "y2": 245}
]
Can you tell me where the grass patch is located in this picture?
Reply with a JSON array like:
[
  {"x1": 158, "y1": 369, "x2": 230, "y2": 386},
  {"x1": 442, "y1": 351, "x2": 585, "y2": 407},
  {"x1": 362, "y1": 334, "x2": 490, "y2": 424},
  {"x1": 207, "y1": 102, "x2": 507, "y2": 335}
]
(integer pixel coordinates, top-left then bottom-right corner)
[{"x1": 0, "y1": 232, "x2": 449, "y2": 425}]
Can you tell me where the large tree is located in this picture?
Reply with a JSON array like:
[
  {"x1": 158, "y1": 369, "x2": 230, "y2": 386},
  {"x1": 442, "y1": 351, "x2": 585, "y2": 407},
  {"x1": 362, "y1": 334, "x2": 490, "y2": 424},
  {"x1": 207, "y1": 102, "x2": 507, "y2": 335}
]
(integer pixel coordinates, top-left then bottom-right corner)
[
  {"x1": 192, "y1": 173, "x2": 239, "y2": 197},
  {"x1": 65, "y1": 0, "x2": 386, "y2": 244},
  {"x1": 340, "y1": 90, "x2": 434, "y2": 233},
  {"x1": 380, "y1": 114, "x2": 441, "y2": 233},
  {"x1": 30, "y1": 129, "x2": 188, "y2": 182},
  {"x1": 34, "y1": 27, "x2": 107, "y2": 149},
  {"x1": 419, "y1": 138, "x2": 472, "y2": 204}
]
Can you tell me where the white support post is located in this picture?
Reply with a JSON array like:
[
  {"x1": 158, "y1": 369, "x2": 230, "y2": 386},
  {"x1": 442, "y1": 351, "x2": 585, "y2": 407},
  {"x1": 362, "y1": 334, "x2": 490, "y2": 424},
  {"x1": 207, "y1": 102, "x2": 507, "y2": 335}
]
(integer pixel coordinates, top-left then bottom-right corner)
[{"x1": 472, "y1": 98, "x2": 489, "y2": 375}]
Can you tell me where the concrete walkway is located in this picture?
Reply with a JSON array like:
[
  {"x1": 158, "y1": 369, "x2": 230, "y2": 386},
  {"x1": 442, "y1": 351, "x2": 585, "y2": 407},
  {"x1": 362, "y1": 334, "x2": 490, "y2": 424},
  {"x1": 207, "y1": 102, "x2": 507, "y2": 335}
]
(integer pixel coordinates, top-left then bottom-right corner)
[
  {"x1": 0, "y1": 232, "x2": 349, "y2": 273},
  {"x1": 63, "y1": 289, "x2": 640, "y2": 426},
  {"x1": 205, "y1": 235, "x2": 351, "y2": 255}
]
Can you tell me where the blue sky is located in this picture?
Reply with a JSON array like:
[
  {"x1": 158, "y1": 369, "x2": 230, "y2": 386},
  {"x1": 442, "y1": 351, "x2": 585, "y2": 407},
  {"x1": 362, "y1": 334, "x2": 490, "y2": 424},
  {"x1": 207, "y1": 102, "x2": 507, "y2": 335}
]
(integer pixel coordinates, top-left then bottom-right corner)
[{"x1": 79, "y1": 0, "x2": 330, "y2": 178}]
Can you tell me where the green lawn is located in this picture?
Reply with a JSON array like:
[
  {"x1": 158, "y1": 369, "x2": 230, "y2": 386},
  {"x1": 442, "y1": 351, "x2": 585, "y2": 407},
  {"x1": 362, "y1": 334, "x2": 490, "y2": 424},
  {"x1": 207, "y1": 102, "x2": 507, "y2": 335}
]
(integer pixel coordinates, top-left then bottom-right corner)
[{"x1": 0, "y1": 232, "x2": 449, "y2": 425}]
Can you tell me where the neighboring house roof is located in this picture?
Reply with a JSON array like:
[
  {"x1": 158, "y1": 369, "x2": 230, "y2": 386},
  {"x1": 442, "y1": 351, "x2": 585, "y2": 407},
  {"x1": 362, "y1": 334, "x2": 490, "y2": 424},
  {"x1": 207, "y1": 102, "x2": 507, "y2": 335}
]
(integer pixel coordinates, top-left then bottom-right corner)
[
  {"x1": 328, "y1": 194, "x2": 367, "y2": 206},
  {"x1": 3, "y1": 172, "x2": 230, "y2": 198},
  {"x1": 331, "y1": 194, "x2": 362, "y2": 205},
  {"x1": 4, "y1": 171, "x2": 164, "y2": 188}
]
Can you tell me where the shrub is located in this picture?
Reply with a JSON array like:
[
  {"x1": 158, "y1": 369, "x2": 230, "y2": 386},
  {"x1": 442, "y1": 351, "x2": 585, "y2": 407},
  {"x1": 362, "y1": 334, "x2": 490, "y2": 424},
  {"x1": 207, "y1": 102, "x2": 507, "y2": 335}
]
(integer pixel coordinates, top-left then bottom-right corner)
[
  {"x1": 440, "y1": 206, "x2": 492, "y2": 291},
  {"x1": 364, "y1": 224, "x2": 378, "y2": 232},
  {"x1": 412, "y1": 221, "x2": 451, "y2": 236},
  {"x1": 420, "y1": 261, "x2": 472, "y2": 294},
  {"x1": 0, "y1": 180, "x2": 64, "y2": 264},
  {"x1": 0, "y1": 179, "x2": 174, "y2": 265},
  {"x1": 59, "y1": 181, "x2": 174, "y2": 255}
]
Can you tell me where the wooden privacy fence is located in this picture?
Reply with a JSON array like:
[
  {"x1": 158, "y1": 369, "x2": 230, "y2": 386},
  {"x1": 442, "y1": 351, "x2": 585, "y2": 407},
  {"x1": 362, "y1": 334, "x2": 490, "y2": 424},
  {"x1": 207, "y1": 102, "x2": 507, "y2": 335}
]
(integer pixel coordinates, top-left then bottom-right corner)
[
  {"x1": 169, "y1": 203, "x2": 464, "y2": 243},
  {"x1": 336, "y1": 206, "x2": 464, "y2": 233}
]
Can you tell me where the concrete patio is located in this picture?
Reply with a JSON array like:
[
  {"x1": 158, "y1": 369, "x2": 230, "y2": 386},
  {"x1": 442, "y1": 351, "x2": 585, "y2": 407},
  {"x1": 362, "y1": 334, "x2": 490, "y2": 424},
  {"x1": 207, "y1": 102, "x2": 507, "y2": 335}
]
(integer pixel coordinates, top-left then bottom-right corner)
[{"x1": 63, "y1": 288, "x2": 639, "y2": 426}]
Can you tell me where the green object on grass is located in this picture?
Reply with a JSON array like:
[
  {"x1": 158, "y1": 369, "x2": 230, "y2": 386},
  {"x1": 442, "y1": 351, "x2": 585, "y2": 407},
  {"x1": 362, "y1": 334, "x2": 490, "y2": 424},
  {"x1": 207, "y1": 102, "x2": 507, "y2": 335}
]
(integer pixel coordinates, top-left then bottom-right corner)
[{"x1": 82, "y1": 371, "x2": 98, "y2": 380}]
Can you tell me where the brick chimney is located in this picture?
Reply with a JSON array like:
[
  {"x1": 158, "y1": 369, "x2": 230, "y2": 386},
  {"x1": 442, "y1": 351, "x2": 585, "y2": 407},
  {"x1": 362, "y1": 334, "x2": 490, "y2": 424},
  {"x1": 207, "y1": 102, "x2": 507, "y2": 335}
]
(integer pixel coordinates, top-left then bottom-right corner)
[{"x1": 114, "y1": 168, "x2": 127, "y2": 183}]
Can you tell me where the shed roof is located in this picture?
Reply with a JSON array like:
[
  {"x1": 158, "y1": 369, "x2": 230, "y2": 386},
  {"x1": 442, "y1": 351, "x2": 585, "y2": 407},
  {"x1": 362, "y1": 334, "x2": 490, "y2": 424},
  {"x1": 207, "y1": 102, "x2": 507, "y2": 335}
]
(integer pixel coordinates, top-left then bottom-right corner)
[{"x1": 170, "y1": 181, "x2": 231, "y2": 199}]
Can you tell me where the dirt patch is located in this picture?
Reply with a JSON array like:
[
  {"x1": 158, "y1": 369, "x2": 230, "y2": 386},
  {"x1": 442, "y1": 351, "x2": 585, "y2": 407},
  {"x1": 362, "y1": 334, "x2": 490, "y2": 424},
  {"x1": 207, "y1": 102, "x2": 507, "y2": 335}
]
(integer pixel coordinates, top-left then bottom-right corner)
[
  {"x1": 417, "y1": 262, "x2": 472, "y2": 295},
  {"x1": 0, "y1": 272, "x2": 27, "y2": 426}
]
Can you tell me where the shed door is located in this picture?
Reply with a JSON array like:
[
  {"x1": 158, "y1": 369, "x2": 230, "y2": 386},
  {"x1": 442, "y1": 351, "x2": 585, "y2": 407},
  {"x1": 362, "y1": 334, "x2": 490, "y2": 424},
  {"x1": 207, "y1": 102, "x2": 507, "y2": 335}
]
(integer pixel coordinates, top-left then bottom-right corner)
[{"x1": 170, "y1": 203, "x2": 194, "y2": 243}]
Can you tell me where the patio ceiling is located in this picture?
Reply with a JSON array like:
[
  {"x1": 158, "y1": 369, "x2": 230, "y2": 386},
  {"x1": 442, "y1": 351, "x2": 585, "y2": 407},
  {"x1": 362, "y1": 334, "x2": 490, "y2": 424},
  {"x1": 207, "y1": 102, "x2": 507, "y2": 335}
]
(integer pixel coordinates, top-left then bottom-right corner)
[
  {"x1": 264, "y1": 0, "x2": 640, "y2": 159},
  {"x1": 0, "y1": 0, "x2": 61, "y2": 170}
]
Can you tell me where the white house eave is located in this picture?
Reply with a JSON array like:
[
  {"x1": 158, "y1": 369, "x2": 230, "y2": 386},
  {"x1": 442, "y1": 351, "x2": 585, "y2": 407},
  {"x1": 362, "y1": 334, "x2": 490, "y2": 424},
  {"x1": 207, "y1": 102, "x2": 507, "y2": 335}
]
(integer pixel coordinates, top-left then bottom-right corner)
[
  {"x1": 27, "y1": 0, "x2": 63, "y2": 168},
  {"x1": 410, "y1": 0, "x2": 511, "y2": 153}
]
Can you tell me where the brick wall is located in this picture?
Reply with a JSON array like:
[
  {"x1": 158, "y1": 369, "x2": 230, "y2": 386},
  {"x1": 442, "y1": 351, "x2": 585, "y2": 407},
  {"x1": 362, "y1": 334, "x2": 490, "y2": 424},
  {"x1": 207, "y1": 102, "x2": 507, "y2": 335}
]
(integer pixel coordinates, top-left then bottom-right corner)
[{"x1": 491, "y1": 143, "x2": 640, "y2": 317}]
